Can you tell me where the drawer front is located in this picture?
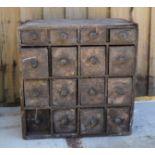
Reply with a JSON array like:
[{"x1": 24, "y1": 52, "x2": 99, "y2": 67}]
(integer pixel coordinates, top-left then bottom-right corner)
[
  {"x1": 53, "y1": 109, "x2": 76, "y2": 133},
  {"x1": 80, "y1": 27, "x2": 106, "y2": 44},
  {"x1": 79, "y1": 78, "x2": 105, "y2": 105},
  {"x1": 109, "y1": 46, "x2": 135, "y2": 76},
  {"x1": 21, "y1": 30, "x2": 48, "y2": 45},
  {"x1": 81, "y1": 47, "x2": 105, "y2": 76},
  {"x1": 26, "y1": 110, "x2": 50, "y2": 135},
  {"x1": 24, "y1": 80, "x2": 49, "y2": 107},
  {"x1": 108, "y1": 78, "x2": 132, "y2": 105},
  {"x1": 80, "y1": 108, "x2": 104, "y2": 134},
  {"x1": 52, "y1": 47, "x2": 77, "y2": 77},
  {"x1": 107, "y1": 108, "x2": 130, "y2": 134},
  {"x1": 110, "y1": 29, "x2": 136, "y2": 44},
  {"x1": 21, "y1": 48, "x2": 48, "y2": 78},
  {"x1": 50, "y1": 29, "x2": 77, "y2": 44},
  {"x1": 52, "y1": 79, "x2": 76, "y2": 106}
]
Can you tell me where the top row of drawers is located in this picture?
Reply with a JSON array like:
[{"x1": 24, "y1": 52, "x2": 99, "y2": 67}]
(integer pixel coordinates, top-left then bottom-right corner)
[{"x1": 20, "y1": 28, "x2": 137, "y2": 45}]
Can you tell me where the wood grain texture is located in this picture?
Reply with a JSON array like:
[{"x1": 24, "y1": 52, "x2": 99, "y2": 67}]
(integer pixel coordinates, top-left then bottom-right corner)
[
  {"x1": 43, "y1": 7, "x2": 65, "y2": 19},
  {"x1": 65, "y1": 7, "x2": 87, "y2": 19},
  {"x1": 110, "y1": 7, "x2": 131, "y2": 20},
  {"x1": 20, "y1": 7, "x2": 43, "y2": 22},
  {"x1": 88, "y1": 7, "x2": 110, "y2": 18},
  {"x1": 0, "y1": 8, "x2": 20, "y2": 104},
  {"x1": 148, "y1": 8, "x2": 155, "y2": 95},
  {"x1": 131, "y1": 7, "x2": 151, "y2": 96}
]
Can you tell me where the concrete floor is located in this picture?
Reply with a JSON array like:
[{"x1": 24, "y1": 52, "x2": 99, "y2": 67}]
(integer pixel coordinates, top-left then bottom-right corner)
[{"x1": 0, "y1": 101, "x2": 155, "y2": 148}]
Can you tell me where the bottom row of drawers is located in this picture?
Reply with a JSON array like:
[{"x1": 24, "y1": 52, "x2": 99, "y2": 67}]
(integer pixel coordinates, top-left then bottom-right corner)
[{"x1": 24, "y1": 107, "x2": 131, "y2": 137}]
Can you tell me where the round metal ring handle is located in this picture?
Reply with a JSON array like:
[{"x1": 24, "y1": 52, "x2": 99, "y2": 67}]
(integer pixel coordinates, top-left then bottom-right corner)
[
  {"x1": 59, "y1": 58, "x2": 69, "y2": 66},
  {"x1": 31, "y1": 58, "x2": 38, "y2": 68},
  {"x1": 119, "y1": 31, "x2": 128, "y2": 39},
  {"x1": 116, "y1": 55, "x2": 129, "y2": 62},
  {"x1": 115, "y1": 87, "x2": 125, "y2": 96},
  {"x1": 59, "y1": 116, "x2": 70, "y2": 127},
  {"x1": 88, "y1": 56, "x2": 98, "y2": 65},
  {"x1": 89, "y1": 31, "x2": 97, "y2": 39},
  {"x1": 86, "y1": 117, "x2": 99, "y2": 129},
  {"x1": 59, "y1": 88, "x2": 69, "y2": 97},
  {"x1": 114, "y1": 117, "x2": 123, "y2": 124},
  {"x1": 88, "y1": 88, "x2": 97, "y2": 96},
  {"x1": 60, "y1": 32, "x2": 68, "y2": 40},
  {"x1": 32, "y1": 88, "x2": 40, "y2": 97},
  {"x1": 31, "y1": 31, "x2": 39, "y2": 41}
]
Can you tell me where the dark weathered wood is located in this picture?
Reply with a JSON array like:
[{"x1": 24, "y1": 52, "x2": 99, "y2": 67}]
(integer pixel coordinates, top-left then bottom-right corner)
[
  {"x1": 21, "y1": 48, "x2": 49, "y2": 79},
  {"x1": 107, "y1": 108, "x2": 130, "y2": 134},
  {"x1": 80, "y1": 47, "x2": 105, "y2": 76},
  {"x1": 52, "y1": 79, "x2": 77, "y2": 106},
  {"x1": 24, "y1": 80, "x2": 49, "y2": 107},
  {"x1": 109, "y1": 46, "x2": 136, "y2": 76},
  {"x1": 52, "y1": 47, "x2": 77, "y2": 77},
  {"x1": 79, "y1": 78, "x2": 105, "y2": 105},
  {"x1": 53, "y1": 109, "x2": 76, "y2": 133},
  {"x1": 108, "y1": 78, "x2": 132, "y2": 105},
  {"x1": 80, "y1": 108, "x2": 104, "y2": 135},
  {"x1": 19, "y1": 19, "x2": 138, "y2": 139},
  {"x1": 26, "y1": 109, "x2": 50, "y2": 135}
]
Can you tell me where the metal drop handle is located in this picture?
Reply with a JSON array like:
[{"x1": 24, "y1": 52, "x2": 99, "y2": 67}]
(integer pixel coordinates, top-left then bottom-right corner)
[
  {"x1": 59, "y1": 116, "x2": 69, "y2": 127},
  {"x1": 114, "y1": 117, "x2": 122, "y2": 124},
  {"x1": 60, "y1": 32, "x2": 68, "y2": 40},
  {"x1": 88, "y1": 88, "x2": 97, "y2": 96},
  {"x1": 116, "y1": 55, "x2": 129, "y2": 62},
  {"x1": 31, "y1": 31, "x2": 38, "y2": 40},
  {"x1": 31, "y1": 58, "x2": 38, "y2": 68},
  {"x1": 119, "y1": 31, "x2": 128, "y2": 38},
  {"x1": 86, "y1": 117, "x2": 98, "y2": 129},
  {"x1": 59, "y1": 88, "x2": 69, "y2": 97},
  {"x1": 59, "y1": 58, "x2": 69, "y2": 66},
  {"x1": 32, "y1": 88, "x2": 40, "y2": 97},
  {"x1": 88, "y1": 56, "x2": 98, "y2": 65},
  {"x1": 89, "y1": 31, "x2": 97, "y2": 39}
]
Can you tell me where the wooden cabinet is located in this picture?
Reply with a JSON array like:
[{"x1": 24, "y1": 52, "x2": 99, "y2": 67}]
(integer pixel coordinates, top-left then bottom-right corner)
[{"x1": 19, "y1": 19, "x2": 137, "y2": 139}]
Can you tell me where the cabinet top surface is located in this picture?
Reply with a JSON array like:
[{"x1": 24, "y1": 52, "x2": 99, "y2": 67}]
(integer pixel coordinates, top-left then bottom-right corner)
[{"x1": 19, "y1": 18, "x2": 137, "y2": 29}]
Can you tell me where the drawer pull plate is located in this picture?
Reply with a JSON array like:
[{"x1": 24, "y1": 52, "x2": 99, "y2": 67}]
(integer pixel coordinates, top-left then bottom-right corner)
[
  {"x1": 60, "y1": 32, "x2": 68, "y2": 40},
  {"x1": 88, "y1": 56, "x2": 98, "y2": 65},
  {"x1": 59, "y1": 58, "x2": 69, "y2": 66},
  {"x1": 114, "y1": 117, "x2": 123, "y2": 124},
  {"x1": 59, "y1": 88, "x2": 69, "y2": 97},
  {"x1": 31, "y1": 58, "x2": 38, "y2": 68},
  {"x1": 88, "y1": 88, "x2": 97, "y2": 96},
  {"x1": 86, "y1": 117, "x2": 99, "y2": 129},
  {"x1": 31, "y1": 32, "x2": 39, "y2": 40},
  {"x1": 89, "y1": 31, "x2": 97, "y2": 39}
]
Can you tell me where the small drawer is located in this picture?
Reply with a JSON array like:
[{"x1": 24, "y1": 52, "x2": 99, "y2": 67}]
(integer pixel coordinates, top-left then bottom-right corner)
[
  {"x1": 108, "y1": 78, "x2": 132, "y2": 106},
  {"x1": 52, "y1": 79, "x2": 77, "y2": 106},
  {"x1": 24, "y1": 80, "x2": 49, "y2": 107},
  {"x1": 79, "y1": 78, "x2": 105, "y2": 105},
  {"x1": 107, "y1": 108, "x2": 130, "y2": 134},
  {"x1": 26, "y1": 109, "x2": 50, "y2": 135},
  {"x1": 110, "y1": 28, "x2": 136, "y2": 44},
  {"x1": 109, "y1": 46, "x2": 135, "y2": 76},
  {"x1": 50, "y1": 29, "x2": 77, "y2": 44},
  {"x1": 53, "y1": 109, "x2": 76, "y2": 133},
  {"x1": 80, "y1": 108, "x2": 105, "y2": 135},
  {"x1": 80, "y1": 46, "x2": 105, "y2": 76},
  {"x1": 80, "y1": 27, "x2": 106, "y2": 44},
  {"x1": 20, "y1": 30, "x2": 48, "y2": 45},
  {"x1": 52, "y1": 47, "x2": 77, "y2": 77},
  {"x1": 21, "y1": 48, "x2": 48, "y2": 78}
]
